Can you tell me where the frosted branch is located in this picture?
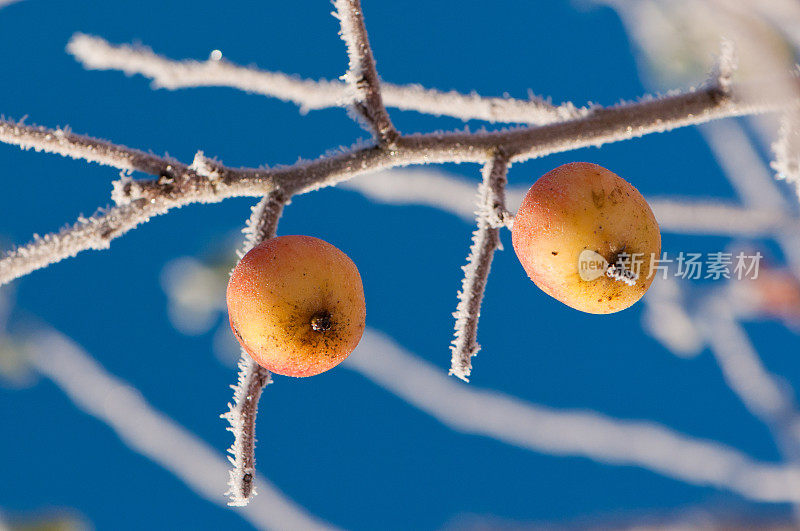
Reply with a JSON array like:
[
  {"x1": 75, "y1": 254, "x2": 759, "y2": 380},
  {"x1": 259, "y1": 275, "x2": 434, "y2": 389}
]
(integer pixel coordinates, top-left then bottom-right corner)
[
  {"x1": 0, "y1": 199, "x2": 165, "y2": 286},
  {"x1": 222, "y1": 191, "x2": 287, "y2": 506},
  {"x1": 67, "y1": 34, "x2": 578, "y2": 125},
  {"x1": 27, "y1": 330, "x2": 336, "y2": 530},
  {"x1": 449, "y1": 152, "x2": 508, "y2": 382},
  {"x1": 0, "y1": 118, "x2": 180, "y2": 174},
  {"x1": 332, "y1": 0, "x2": 398, "y2": 145},
  {"x1": 348, "y1": 329, "x2": 800, "y2": 504},
  {"x1": 222, "y1": 354, "x2": 272, "y2": 506},
  {"x1": 240, "y1": 191, "x2": 288, "y2": 256},
  {"x1": 4, "y1": 73, "x2": 800, "y2": 286}
]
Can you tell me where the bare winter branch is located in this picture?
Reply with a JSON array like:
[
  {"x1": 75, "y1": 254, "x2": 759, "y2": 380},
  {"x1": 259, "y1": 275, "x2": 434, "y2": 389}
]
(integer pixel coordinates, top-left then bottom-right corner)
[
  {"x1": 3, "y1": 75, "x2": 800, "y2": 286},
  {"x1": 67, "y1": 33, "x2": 579, "y2": 125},
  {"x1": 222, "y1": 354, "x2": 272, "y2": 506},
  {"x1": 239, "y1": 192, "x2": 288, "y2": 257},
  {"x1": 0, "y1": 118, "x2": 180, "y2": 174},
  {"x1": 332, "y1": 0, "x2": 398, "y2": 146},
  {"x1": 0, "y1": 199, "x2": 165, "y2": 286},
  {"x1": 222, "y1": 191, "x2": 287, "y2": 506},
  {"x1": 449, "y1": 151, "x2": 508, "y2": 382}
]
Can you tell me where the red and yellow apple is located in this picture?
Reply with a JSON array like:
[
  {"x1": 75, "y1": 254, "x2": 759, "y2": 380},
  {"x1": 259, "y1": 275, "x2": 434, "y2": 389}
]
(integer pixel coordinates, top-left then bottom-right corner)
[
  {"x1": 226, "y1": 235, "x2": 366, "y2": 377},
  {"x1": 511, "y1": 162, "x2": 661, "y2": 314}
]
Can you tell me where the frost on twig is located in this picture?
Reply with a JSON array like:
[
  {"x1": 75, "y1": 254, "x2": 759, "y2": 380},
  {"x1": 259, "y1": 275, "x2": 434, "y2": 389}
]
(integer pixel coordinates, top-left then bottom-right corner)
[
  {"x1": 67, "y1": 33, "x2": 580, "y2": 125},
  {"x1": 189, "y1": 150, "x2": 223, "y2": 181},
  {"x1": 222, "y1": 191, "x2": 287, "y2": 506},
  {"x1": 0, "y1": 118, "x2": 179, "y2": 175},
  {"x1": 771, "y1": 110, "x2": 800, "y2": 203},
  {"x1": 332, "y1": 0, "x2": 398, "y2": 146},
  {"x1": 0, "y1": 200, "x2": 165, "y2": 286},
  {"x1": 710, "y1": 38, "x2": 737, "y2": 98},
  {"x1": 239, "y1": 192, "x2": 287, "y2": 256},
  {"x1": 450, "y1": 151, "x2": 509, "y2": 382},
  {"x1": 222, "y1": 354, "x2": 272, "y2": 506}
]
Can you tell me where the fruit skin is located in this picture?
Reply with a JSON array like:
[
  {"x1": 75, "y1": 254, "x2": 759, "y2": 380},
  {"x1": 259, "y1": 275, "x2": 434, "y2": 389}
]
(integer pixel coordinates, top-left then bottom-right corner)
[
  {"x1": 226, "y1": 235, "x2": 366, "y2": 377},
  {"x1": 511, "y1": 162, "x2": 661, "y2": 314}
]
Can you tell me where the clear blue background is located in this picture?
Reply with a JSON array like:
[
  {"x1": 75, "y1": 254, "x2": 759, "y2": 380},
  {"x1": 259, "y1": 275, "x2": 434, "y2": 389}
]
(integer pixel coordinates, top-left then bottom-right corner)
[{"x1": 0, "y1": 0, "x2": 795, "y2": 529}]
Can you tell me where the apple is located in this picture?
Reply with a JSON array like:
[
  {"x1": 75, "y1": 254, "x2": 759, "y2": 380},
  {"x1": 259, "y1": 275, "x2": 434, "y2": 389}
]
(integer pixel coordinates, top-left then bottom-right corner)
[
  {"x1": 227, "y1": 235, "x2": 366, "y2": 376},
  {"x1": 512, "y1": 162, "x2": 661, "y2": 314}
]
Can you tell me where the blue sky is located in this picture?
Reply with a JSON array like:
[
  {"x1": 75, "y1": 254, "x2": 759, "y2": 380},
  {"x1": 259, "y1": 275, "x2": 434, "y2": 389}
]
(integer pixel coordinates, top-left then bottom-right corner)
[{"x1": 1, "y1": 0, "x2": 797, "y2": 529}]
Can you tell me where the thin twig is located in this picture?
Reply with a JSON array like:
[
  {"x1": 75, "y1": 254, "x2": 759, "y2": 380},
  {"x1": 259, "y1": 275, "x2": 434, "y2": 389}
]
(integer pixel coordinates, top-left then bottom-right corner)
[
  {"x1": 222, "y1": 354, "x2": 272, "y2": 506},
  {"x1": 222, "y1": 191, "x2": 287, "y2": 506},
  {"x1": 67, "y1": 33, "x2": 580, "y2": 125},
  {"x1": 449, "y1": 151, "x2": 508, "y2": 382},
  {"x1": 240, "y1": 191, "x2": 288, "y2": 256},
  {"x1": 2, "y1": 77, "x2": 800, "y2": 286},
  {"x1": 332, "y1": 0, "x2": 399, "y2": 146},
  {"x1": 0, "y1": 119, "x2": 180, "y2": 175}
]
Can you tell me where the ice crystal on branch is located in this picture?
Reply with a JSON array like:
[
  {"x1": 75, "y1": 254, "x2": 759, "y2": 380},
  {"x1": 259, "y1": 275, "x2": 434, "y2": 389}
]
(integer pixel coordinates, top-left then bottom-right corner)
[{"x1": 449, "y1": 152, "x2": 509, "y2": 382}]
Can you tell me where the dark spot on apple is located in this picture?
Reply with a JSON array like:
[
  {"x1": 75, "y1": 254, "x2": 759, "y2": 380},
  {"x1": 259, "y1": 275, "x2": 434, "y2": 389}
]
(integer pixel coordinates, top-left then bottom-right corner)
[{"x1": 310, "y1": 311, "x2": 333, "y2": 332}]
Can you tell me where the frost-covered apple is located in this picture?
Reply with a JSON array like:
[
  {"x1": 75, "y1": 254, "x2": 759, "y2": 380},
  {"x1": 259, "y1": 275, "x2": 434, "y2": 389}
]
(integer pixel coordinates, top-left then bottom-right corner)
[
  {"x1": 511, "y1": 162, "x2": 661, "y2": 314},
  {"x1": 226, "y1": 235, "x2": 366, "y2": 377}
]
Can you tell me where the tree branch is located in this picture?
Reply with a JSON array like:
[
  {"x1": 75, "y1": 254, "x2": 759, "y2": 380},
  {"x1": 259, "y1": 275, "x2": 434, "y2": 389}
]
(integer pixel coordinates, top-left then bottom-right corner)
[
  {"x1": 2, "y1": 76, "x2": 799, "y2": 286},
  {"x1": 222, "y1": 355, "x2": 271, "y2": 507},
  {"x1": 449, "y1": 151, "x2": 508, "y2": 382},
  {"x1": 67, "y1": 33, "x2": 580, "y2": 125},
  {"x1": 0, "y1": 119, "x2": 180, "y2": 174},
  {"x1": 222, "y1": 191, "x2": 287, "y2": 506},
  {"x1": 332, "y1": 0, "x2": 399, "y2": 146}
]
